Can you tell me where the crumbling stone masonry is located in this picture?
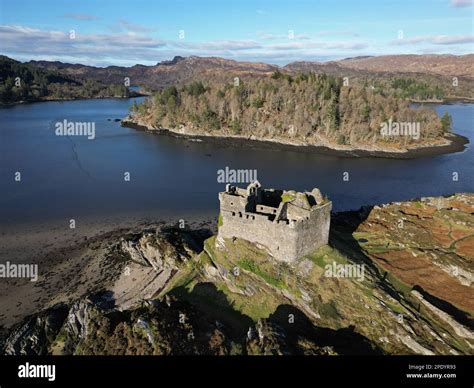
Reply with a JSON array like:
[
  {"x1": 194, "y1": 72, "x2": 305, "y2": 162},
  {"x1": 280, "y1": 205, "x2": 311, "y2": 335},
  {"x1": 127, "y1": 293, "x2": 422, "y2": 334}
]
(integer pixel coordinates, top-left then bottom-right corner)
[{"x1": 217, "y1": 181, "x2": 332, "y2": 263}]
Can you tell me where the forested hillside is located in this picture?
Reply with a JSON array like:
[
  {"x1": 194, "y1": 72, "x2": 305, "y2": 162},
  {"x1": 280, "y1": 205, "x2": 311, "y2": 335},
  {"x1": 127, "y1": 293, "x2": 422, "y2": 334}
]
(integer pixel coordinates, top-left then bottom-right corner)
[
  {"x1": 130, "y1": 72, "x2": 451, "y2": 148},
  {"x1": 0, "y1": 56, "x2": 134, "y2": 104}
]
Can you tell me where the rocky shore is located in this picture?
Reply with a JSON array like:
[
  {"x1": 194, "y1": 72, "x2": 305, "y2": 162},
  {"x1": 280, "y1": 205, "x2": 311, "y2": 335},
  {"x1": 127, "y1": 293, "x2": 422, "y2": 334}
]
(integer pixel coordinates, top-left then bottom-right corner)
[
  {"x1": 122, "y1": 117, "x2": 469, "y2": 159},
  {"x1": 0, "y1": 92, "x2": 144, "y2": 107}
]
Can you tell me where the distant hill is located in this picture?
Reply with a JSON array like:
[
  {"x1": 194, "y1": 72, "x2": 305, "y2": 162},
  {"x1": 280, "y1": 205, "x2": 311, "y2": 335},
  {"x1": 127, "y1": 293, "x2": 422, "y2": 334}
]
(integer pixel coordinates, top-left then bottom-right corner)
[
  {"x1": 0, "y1": 55, "x2": 138, "y2": 104},
  {"x1": 3, "y1": 54, "x2": 472, "y2": 104},
  {"x1": 284, "y1": 55, "x2": 473, "y2": 100},
  {"x1": 24, "y1": 54, "x2": 473, "y2": 99},
  {"x1": 28, "y1": 56, "x2": 279, "y2": 90},
  {"x1": 336, "y1": 54, "x2": 474, "y2": 78},
  {"x1": 283, "y1": 60, "x2": 364, "y2": 77}
]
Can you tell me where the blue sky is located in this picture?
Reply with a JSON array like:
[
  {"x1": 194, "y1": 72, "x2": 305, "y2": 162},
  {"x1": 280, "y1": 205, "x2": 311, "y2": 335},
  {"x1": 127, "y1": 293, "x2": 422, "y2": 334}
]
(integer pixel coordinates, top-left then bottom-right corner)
[{"x1": 0, "y1": 0, "x2": 472, "y2": 66}]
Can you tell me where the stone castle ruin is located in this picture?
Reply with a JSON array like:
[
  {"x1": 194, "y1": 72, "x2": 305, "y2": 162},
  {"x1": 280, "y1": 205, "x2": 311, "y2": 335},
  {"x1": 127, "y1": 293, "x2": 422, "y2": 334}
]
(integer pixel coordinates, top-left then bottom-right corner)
[{"x1": 217, "y1": 181, "x2": 332, "y2": 262}]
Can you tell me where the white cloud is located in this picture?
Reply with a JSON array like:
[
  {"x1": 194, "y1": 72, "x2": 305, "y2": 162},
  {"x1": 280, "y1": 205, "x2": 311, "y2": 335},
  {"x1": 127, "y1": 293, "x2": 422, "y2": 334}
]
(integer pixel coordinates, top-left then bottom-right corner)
[
  {"x1": 173, "y1": 39, "x2": 262, "y2": 51},
  {"x1": 450, "y1": 0, "x2": 473, "y2": 7},
  {"x1": 2, "y1": 23, "x2": 470, "y2": 66},
  {"x1": 0, "y1": 24, "x2": 166, "y2": 64},
  {"x1": 268, "y1": 41, "x2": 368, "y2": 51},
  {"x1": 0, "y1": 24, "x2": 370, "y2": 65},
  {"x1": 391, "y1": 34, "x2": 474, "y2": 45}
]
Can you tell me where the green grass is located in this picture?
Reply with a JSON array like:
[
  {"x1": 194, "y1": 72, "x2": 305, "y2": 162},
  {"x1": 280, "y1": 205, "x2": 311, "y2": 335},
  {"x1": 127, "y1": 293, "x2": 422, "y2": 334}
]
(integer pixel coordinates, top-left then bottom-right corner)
[
  {"x1": 215, "y1": 282, "x2": 279, "y2": 321},
  {"x1": 386, "y1": 272, "x2": 412, "y2": 297},
  {"x1": 237, "y1": 258, "x2": 287, "y2": 289},
  {"x1": 160, "y1": 261, "x2": 197, "y2": 295},
  {"x1": 198, "y1": 237, "x2": 284, "y2": 320},
  {"x1": 306, "y1": 245, "x2": 349, "y2": 267},
  {"x1": 385, "y1": 301, "x2": 406, "y2": 315},
  {"x1": 362, "y1": 287, "x2": 374, "y2": 298},
  {"x1": 306, "y1": 251, "x2": 328, "y2": 268}
]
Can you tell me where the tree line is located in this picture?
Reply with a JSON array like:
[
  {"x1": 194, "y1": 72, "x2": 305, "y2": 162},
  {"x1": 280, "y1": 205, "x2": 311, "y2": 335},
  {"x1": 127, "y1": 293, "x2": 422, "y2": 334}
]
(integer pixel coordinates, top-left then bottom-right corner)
[
  {"x1": 131, "y1": 72, "x2": 451, "y2": 147},
  {"x1": 0, "y1": 56, "x2": 131, "y2": 104}
]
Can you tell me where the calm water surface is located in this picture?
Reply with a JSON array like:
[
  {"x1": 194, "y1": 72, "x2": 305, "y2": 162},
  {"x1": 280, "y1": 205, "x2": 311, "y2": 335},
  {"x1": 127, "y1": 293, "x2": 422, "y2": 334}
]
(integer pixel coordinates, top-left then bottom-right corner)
[{"x1": 1, "y1": 98, "x2": 473, "y2": 227}]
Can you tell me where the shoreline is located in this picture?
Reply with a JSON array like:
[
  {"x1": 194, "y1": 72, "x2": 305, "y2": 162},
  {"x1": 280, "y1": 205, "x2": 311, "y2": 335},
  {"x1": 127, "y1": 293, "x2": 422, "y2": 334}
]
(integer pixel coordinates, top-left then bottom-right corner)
[
  {"x1": 411, "y1": 97, "x2": 474, "y2": 104},
  {"x1": 2, "y1": 94, "x2": 472, "y2": 108},
  {"x1": 0, "y1": 212, "x2": 217, "y2": 263},
  {"x1": 0, "y1": 93, "x2": 145, "y2": 108},
  {"x1": 122, "y1": 118, "x2": 469, "y2": 159},
  {"x1": 2, "y1": 190, "x2": 464, "y2": 266},
  {"x1": 0, "y1": 214, "x2": 217, "y2": 328},
  {"x1": 0, "y1": 192, "x2": 468, "y2": 329}
]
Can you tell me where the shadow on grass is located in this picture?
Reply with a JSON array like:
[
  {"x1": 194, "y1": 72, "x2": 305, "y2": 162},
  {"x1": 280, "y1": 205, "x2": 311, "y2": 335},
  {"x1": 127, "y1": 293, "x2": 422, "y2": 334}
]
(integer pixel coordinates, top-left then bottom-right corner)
[
  {"x1": 169, "y1": 282, "x2": 254, "y2": 344},
  {"x1": 170, "y1": 282, "x2": 384, "y2": 355},
  {"x1": 329, "y1": 207, "x2": 409, "y2": 303},
  {"x1": 268, "y1": 304, "x2": 384, "y2": 355}
]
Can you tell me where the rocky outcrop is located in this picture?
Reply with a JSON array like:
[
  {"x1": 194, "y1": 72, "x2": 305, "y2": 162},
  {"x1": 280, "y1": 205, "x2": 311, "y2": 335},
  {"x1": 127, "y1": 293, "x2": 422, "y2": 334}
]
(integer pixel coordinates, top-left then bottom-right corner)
[
  {"x1": 2, "y1": 304, "x2": 68, "y2": 355},
  {"x1": 1, "y1": 293, "x2": 382, "y2": 356},
  {"x1": 109, "y1": 229, "x2": 199, "y2": 310},
  {"x1": 64, "y1": 299, "x2": 96, "y2": 343},
  {"x1": 412, "y1": 291, "x2": 474, "y2": 343},
  {"x1": 1, "y1": 196, "x2": 471, "y2": 356},
  {"x1": 120, "y1": 232, "x2": 187, "y2": 270},
  {"x1": 353, "y1": 193, "x2": 474, "y2": 314}
]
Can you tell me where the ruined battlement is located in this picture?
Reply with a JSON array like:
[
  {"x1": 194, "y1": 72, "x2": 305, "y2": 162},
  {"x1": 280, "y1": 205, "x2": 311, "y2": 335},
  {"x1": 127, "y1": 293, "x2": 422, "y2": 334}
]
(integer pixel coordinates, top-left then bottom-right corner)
[{"x1": 217, "y1": 181, "x2": 332, "y2": 263}]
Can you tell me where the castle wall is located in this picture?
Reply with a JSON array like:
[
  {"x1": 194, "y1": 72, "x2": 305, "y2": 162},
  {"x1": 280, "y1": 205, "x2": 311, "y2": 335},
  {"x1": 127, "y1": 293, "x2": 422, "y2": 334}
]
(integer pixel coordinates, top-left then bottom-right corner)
[
  {"x1": 218, "y1": 210, "x2": 299, "y2": 262},
  {"x1": 286, "y1": 202, "x2": 311, "y2": 220},
  {"x1": 219, "y1": 193, "x2": 248, "y2": 212},
  {"x1": 256, "y1": 204, "x2": 278, "y2": 216},
  {"x1": 218, "y1": 201, "x2": 332, "y2": 263},
  {"x1": 292, "y1": 201, "x2": 332, "y2": 259}
]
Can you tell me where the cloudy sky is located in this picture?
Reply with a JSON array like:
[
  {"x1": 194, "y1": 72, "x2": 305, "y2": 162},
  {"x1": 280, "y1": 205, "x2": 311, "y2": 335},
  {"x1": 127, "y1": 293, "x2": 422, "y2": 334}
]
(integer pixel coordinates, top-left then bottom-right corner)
[{"x1": 0, "y1": 0, "x2": 473, "y2": 66}]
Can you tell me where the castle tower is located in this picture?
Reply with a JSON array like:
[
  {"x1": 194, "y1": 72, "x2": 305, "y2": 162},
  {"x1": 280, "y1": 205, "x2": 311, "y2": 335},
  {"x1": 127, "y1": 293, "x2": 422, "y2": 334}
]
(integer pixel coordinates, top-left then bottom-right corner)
[{"x1": 217, "y1": 181, "x2": 332, "y2": 262}]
